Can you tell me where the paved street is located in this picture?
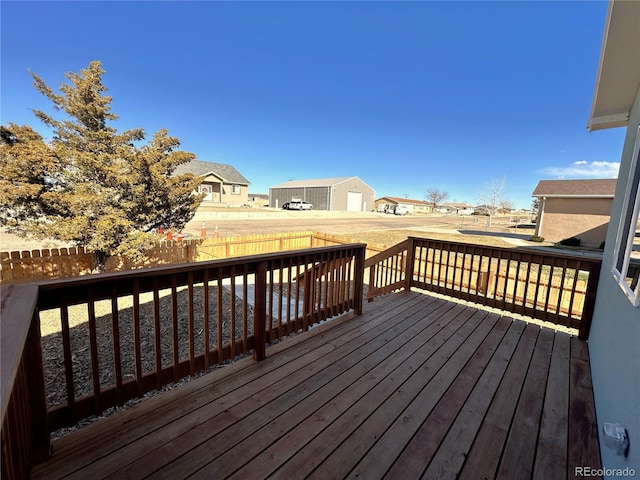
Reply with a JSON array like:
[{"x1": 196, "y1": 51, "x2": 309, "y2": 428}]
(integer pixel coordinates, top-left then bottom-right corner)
[{"x1": 183, "y1": 210, "x2": 525, "y2": 238}]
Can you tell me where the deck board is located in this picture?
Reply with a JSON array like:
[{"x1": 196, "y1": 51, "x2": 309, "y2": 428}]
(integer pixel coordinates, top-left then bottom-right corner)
[
  {"x1": 32, "y1": 290, "x2": 602, "y2": 480},
  {"x1": 457, "y1": 322, "x2": 540, "y2": 480},
  {"x1": 533, "y1": 332, "x2": 570, "y2": 480},
  {"x1": 496, "y1": 326, "x2": 555, "y2": 479},
  {"x1": 418, "y1": 319, "x2": 526, "y2": 480},
  {"x1": 337, "y1": 311, "x2": 501, "y2": 480},
  {"x1": 374, "y1": 314, "x2": 511, "y2": 480}
]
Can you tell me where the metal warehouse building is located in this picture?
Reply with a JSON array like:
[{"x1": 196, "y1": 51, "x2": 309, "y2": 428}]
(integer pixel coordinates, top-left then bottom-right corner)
[{"x1": 269, "y1": 177, "x2": 375, "y2": 212}]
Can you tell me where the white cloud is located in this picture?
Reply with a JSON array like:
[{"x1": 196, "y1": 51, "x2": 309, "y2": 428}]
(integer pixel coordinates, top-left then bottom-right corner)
[{"x1": 539, "y1": 161, "x2": 619, "y2": 178}]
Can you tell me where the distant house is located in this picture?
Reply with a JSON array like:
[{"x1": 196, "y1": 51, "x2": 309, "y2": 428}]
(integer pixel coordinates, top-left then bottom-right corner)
[
  {"x1": 174, "y1": 160, "x2": 250, "y2": 206},
  {"x1": 532, "y1": 179, "x2": 616, "y2": 246},
  {"x1": 269, "y1": 177, "x2": 375, "y2": 212},
  {"x1": 374, "y1": 197, "x2": 431, "y2": 214},
  {"x1": 436, "y1": 202, "x2": 474, "y2": 215}
]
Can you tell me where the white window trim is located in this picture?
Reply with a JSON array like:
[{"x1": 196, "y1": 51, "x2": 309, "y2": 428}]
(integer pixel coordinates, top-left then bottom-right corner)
[
  {"x1": 231, "y1": 184, "x2": 241, "y2": 195},
  {"x1": 611, "y1": 124, "x2": 640, "y2": 306}
]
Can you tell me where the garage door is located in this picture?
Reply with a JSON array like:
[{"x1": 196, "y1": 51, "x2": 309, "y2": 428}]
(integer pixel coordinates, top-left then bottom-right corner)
[{"x1": 346, "y1": 191, "x2": 362, "y2": 212}]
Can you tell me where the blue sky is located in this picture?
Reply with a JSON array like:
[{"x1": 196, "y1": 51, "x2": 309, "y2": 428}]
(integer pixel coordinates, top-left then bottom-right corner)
[{"x1": 1, "y1": 1, "x2": 625, "y2": 209}]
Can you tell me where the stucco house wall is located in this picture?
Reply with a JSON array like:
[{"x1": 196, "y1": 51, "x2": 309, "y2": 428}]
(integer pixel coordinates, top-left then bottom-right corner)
[
  {"x1": 586, "y1": 1, "x2": 640, "y2": 474},
  {"x1": 589, "y1": 89, "x2": 640, "y2": 477},
  {"x1": 536, "y1": 197, "x2": 613, "y2": 246}
]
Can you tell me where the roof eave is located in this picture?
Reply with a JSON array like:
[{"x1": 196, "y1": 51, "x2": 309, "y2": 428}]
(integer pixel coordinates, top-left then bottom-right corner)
[
  {"x1": 200, "y1": 171, "x2": 250, "y2": 185},
  {"x1": 587, "y1": 113, "x2": 630, "y2": 131},
  {"x1": 587, "y1": 0, "x2": 640, "y2": 132},
  {"x1": 532, "y1": 194, "x2": 615, "y2": 198}
]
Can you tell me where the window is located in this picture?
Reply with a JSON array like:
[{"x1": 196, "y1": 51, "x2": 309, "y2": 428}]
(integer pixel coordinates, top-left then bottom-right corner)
[
  {"x1": 612, "y1": 125, "x2": 640, "y2": 306},
  {"x1": 231, "y1": 184, "x2": 241, "y2": 195}
]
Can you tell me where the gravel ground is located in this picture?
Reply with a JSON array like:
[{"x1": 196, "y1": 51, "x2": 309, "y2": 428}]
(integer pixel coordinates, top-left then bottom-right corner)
[
  {"x1": 40, "y1": 279, "x2": 326, "y2": 439},
  {"x1": 41, "y1": 284, "x2": 255, "y2": 437}
]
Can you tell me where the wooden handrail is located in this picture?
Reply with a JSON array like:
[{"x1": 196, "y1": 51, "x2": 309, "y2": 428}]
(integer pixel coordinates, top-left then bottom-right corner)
[
  {"x1": 1, "y1": 235, "x2": 602, "y2": 477},
  {"x1": 365, "y1": 240, "x2": 409, "y2": 300},
  {"x1": 364, "y1": 236, "x2": 602, "y2": 339},
  {"x1": 0, "y1": 243, "x2": 365, "y2": 476},
  {"x1": 364, "y1": 239, "x2": 409, "y2": 269},
  {"x1": 35, "y1": 244, "x2": 365, "y2": 432},
  {"x1": 1, "y1": 285, "x2": 50, "y2": 479},
  {"x1": 1, "y1": 285, "x2": 38, "y2": 421}
]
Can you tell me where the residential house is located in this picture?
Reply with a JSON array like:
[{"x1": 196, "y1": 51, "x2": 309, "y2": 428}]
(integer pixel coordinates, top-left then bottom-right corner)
[
  {"x1": 374, "y1": 196, "x2": 431, "y2": 214},
  {"x1": 269, "y1": 177, "x2": 375, "y2": 212},
  {"x1": 586, "y1": 0, "x2": 639, "y2": 474},
  {"x1": 174, "y1": 159, "x2": 250, "y2": 206},
  {"x1": 436, "y1": 202, "x2": 475, "y2": 215},
  {"x1": 532, "y1": 179, "x2": 617, "y2": 246}
]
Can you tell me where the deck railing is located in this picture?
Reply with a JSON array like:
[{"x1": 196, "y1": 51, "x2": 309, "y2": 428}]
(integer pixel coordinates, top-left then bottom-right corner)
[
  {"x1": 365, "y1": 237, "x2": 601, "y2": 339},
  {"x1": 1, "y1": 244, "x2": 365, "y2": 479},
  {"x1": 1, "y1": 236, "x2": 602, "y2": 478}
]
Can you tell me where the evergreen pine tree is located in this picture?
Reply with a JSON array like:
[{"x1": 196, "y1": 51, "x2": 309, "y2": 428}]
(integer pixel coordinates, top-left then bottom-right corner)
[{"x1": 0, "y1": 61, "x2": 203, "y2": 271}]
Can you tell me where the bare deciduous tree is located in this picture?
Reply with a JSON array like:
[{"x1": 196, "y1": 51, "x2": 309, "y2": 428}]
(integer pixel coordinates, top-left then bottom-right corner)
[
  {"x1": 499, "y1": 199, "x2": 515, "y2": 214},
  {"x1": 425, "y1": 187, "x2": 449, "y2": 209},
  {"x1": 478, "y1": 177, "x2": 511, "y2": 225}
]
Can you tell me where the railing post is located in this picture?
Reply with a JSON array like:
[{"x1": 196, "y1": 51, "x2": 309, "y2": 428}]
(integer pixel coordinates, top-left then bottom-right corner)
[
  {"x1": 405, "y1": 238, "x2": 416, "y2": 292},
  {"x1": 302, "y1": 267, "x2": 314, "y2": 330},
  {"x1": 367, "y1": 259, "x2": 376, "y2": 302},
  {"x1": 353, "y1": 245, "x2": 365, "y2": 315},
  {"x1": 26, "y1": 310, "x2": 51, "y2": 463},
  {"x1": 579, "y1": 261, "x2": 601, "y2": 340},
  {"x1": 253, "y1": 260, "x2": 267, "y2": 361}
]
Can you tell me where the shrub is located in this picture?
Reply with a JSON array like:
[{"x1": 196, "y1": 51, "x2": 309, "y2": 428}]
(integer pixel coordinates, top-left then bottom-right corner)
[
  {"x1": 530, "y1": 235, "x2": 545, "y2": 242},
  {"x1": 559, "y1": 237, "x2": 581, "y2": 247}
]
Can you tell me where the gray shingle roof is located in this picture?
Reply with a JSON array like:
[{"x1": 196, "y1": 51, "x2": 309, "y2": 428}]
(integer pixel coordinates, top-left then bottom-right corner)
[
  {"x1": 376, "y1": 196, "x2": 429, "y2": 206},
  {"x1": 271, "y1": 177, "x2": 359, "y2": 188},
  {"x1": 174, "y1": 160, "x2": 250, "y2": 185},
  {"x1": 532, "y1": 179, "x2": 617, "y2": 197}
]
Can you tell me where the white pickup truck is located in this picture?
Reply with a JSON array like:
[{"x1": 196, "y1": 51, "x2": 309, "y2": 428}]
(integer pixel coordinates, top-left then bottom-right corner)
[{"x1": 286, "y1": 200, "x2": 313, "y2": 210}]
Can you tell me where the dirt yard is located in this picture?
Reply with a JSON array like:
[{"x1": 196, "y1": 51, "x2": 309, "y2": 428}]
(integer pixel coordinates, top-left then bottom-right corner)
[
  {"x1": 0, "y1": 209, "x2": 538, "y2": 253},
  {"x1": 182, "y1": 209, "x2": 536, "y2": 249}
]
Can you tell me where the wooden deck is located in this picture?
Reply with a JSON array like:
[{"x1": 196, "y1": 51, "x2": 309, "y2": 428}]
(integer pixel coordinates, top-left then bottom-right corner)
[{"x1": 31, "y1": 290, "x2": 601, "y2": 480}]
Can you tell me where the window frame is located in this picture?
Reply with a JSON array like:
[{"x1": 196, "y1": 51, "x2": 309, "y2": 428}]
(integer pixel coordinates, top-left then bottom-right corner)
[
  {"x1": 231, "y1": 184, "x2": 241, "y2": 195},
  {"x1": 611, "y1": 124, "x2": 640, "y2": 307}
]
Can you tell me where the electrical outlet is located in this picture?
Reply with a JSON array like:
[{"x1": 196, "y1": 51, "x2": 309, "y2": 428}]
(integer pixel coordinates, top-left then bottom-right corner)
[{"x1": 603, "y1": 423, "x2": 630, "y2": 457}]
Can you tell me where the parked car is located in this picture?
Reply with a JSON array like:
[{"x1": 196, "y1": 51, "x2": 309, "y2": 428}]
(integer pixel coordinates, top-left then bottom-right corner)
[
  {"x1": 287, "y1": 200, "x2": 313, "y2": 210},
  {"x1": 282, "y1": 202, "x2": 290, "y2": 210}
]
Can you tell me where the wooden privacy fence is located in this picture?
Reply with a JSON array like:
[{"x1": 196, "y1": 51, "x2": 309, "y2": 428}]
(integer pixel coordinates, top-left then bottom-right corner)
[
  {"x1": 198, "y1": 231, "x2": 388, "y2": 260},
  {"x1": 197, "y1": 231, "x2": 316, "y2": 259},
  {"x1": 0, "y1": 240, "x2": 201, "y2": 284},
  {"x1": 365, "y1": 237, "x2": 601, "y2": 339},
  {"x1": 1, "y1": 232, "x2": 383, "y2": 284}
]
